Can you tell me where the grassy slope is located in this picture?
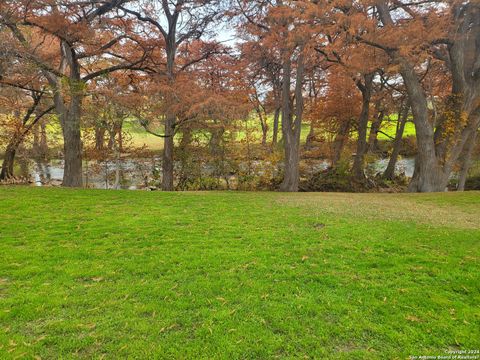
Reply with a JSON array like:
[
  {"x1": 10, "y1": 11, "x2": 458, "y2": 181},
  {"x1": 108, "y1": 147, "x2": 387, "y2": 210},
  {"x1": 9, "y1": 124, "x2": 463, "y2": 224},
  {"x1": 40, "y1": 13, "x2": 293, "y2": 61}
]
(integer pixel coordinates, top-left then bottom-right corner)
[{"x1": 0, "y1": 188, "x2": 479, "y2": 359}]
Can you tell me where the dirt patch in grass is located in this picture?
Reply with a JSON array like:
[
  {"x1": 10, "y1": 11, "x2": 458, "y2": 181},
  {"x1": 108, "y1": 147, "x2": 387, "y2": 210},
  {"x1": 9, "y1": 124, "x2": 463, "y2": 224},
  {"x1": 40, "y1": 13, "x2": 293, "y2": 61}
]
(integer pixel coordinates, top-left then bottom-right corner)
[{"x1": 276, "y1": 192, "x2": 480, "y2": 230}]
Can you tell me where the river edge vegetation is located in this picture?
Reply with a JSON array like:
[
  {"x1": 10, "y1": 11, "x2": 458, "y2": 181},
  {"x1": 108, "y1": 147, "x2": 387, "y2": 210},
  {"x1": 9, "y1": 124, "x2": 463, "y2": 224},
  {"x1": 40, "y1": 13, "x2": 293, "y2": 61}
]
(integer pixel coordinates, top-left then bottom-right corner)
[
  {"x1": 0, "y1": 187, "x2": 479, "y2": 359},
  {"x1": 1, "y1": 1, "x2": 479, "y2": 192}
]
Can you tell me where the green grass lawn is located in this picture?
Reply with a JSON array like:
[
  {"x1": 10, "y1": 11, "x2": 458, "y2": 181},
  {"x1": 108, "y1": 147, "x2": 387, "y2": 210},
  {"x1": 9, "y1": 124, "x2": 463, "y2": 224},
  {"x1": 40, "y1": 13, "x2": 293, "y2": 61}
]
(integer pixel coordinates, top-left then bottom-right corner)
[
  {"x1": 0, "y1": 188, "x2": 478, "y2": 359},
  {"x1": 120, "y1": 116, "x2": 417, "y2": 152}
]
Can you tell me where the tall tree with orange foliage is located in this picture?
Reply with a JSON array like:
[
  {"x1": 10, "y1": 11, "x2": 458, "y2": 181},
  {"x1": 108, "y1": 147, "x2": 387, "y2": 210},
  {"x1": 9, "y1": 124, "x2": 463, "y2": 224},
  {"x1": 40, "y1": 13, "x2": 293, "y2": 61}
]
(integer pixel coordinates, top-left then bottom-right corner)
[
  {"x1": 0, "y1": 85, "x2": 53, "y2": 180},
  {"x1": 0, "y1": 28, "x2": 54, "y2": 180},
  {"x1": 237, "y1": 0, "x2": 327, "y2": 191},
  {"x1": 349, "y1": 0, "x2": 480, "y2": 191},
  {"x1": 120, "y1": 0, "x2": 226, "y2": 190},
  {"x1": 0, "y1": 0, "x2": 148, "y2": 187}
]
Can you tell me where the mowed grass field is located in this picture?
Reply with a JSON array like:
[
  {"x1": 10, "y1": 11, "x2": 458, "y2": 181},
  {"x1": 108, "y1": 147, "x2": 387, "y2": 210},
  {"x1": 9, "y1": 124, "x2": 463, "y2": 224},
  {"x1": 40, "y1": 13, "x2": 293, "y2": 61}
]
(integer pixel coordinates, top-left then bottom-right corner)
[
  {"x1": 0, "y1": 187, "x2": 479, "y2": 359},
  {"x1": 10, "y1": 116, "x2": 414, "y2": 155},
  {"x1": 123, "y1": 117, "x2": 417, "y2": 151}
]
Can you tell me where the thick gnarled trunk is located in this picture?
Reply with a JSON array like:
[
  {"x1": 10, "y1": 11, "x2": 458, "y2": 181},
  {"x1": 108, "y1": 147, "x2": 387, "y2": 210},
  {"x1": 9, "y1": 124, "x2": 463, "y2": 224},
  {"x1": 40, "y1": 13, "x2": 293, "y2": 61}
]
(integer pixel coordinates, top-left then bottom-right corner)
[
  {"x1": 63, "y1": 109, "x2": 82, "y2": 187},
  {"x1": 281, "y1": 132, "x2": 300, "y2": 191},
  {"x1": 48, "y1": 41, "x2": 84, "y2": 188},
  {"x1": 399, "y1": 60, "x2": 445, "y2": 192},
  {"x1": 280, "y1": 49, "x2": 305, "y2": 192},
  {"x1": 58, "y1": 93, "x2": 83, "y2": 188}
]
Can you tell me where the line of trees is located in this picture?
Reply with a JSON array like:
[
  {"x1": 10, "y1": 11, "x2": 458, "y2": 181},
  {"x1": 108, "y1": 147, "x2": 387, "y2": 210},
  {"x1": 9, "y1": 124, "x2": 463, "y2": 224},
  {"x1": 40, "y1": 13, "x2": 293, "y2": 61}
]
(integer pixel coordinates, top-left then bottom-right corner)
[{"x1": 0, "y1": 0, "x2": 479, "y2": 192}]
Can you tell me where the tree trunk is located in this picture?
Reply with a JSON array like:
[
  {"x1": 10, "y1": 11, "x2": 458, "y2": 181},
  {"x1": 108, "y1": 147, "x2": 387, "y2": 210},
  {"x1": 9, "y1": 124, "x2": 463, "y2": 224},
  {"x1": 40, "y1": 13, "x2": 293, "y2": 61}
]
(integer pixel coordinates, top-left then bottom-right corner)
[
  {"x1": 210, "y1": 125, "x2": 225, "y2": 156},
  {"x1": 39, "y1": 121, "x2": 48, "y2": 160},
  {"x1": 280, "y1": 58, "x2": 293, "y2": 191},
  {"x1": 383, "y1": 103, "x2": 409, "y2": 180},
  {"x1": 49, "y1": 42, "x2": 84, "y2": 188},
  {"x1": 108, "y1": 128, "x2": 115, "y2": 150},
  {"x1": 457, "y1": 130, "x2": 477, "y2": 191},
  {"x1": 0, "y1": 142, "x2": 17, "y2": 180},
  {"x1": 280, "y1": 49, "x2": 305, "y2": 192},
  {"x1": 33, "y1": 122, "x2": 40, "y2": 156},
  {"x1": 374, "y1": 0, "x2": 479, "y2": 192},
  {"x1": 61, "y1": 98, "x2": 83, "y2": 188},
  {"x1": 331, "y1": 120, "x2": 351, "y2": 168},
  {"x1": 368, "y1": 110, "x2": 384, "y2": 153},
  {"x1": 32, "y1": 120, "x2": 48, "y2": 160},
  {"x1": 272, "y1": 106, "x2": 281, "y2": 147},
  {"x1": 113, "y1": 140, "x2": 122, "y2": 190},
  {"x1": 352, "y1": 73, "x2": 374, "y2": 181},
  {"x1": 281, "y1": 130, "x2": 301, "y2": 191},
  {"x1": 305, "y1": 119, "x2": 316, "y2": 148},
  {"x1": 162, "y1": 112, "x2": 175, "y2": 191},
  {"x1": 375, "y1": 2, "x2": 446, "y2": 192},
  {"x1": 257, "y1": 109, "x2": 268, "y2": 146},
  {"x1": 108, "y1": 121, "x2": 123, "y2": 151},
  {"x1": 61, "y1": 42, "x2": 83, "y2": 187},
  {"x1": 117, "y1": 121, "x2": 123, "y2": 152},
  {"x1": 162, "y1": 30, "x2": 177, "y2": 191},
  {"x1": 95, "y1": 124, "x2": 106, "y2": 150},
  {"x1": 180, "y1": 126, "x2": 192, "y2": 149},
  {"x1": 399, "y1": 59, "x2": 446, "y2": 192}
]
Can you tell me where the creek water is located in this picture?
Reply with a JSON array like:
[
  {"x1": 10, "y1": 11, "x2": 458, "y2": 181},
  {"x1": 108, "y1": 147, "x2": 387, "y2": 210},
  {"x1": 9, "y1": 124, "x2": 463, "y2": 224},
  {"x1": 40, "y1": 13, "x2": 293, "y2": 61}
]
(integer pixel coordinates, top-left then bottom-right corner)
[{"x1": 16, "y1": 157, "x2": 416, "y2": 190}]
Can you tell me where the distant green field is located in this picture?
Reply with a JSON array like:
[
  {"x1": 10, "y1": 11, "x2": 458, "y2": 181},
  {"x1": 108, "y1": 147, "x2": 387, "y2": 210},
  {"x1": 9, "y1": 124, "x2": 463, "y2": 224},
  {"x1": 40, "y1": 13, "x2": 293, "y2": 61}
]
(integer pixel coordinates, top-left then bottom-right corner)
[
  {"x1": 0, "y1": 187, "x2": 478, "y2": 358},
  {"x1": 123, "y1": 120, "x2": 165, "y2": 151},
  {"x1": 376, "y1": 120, "x2": 416, "y2": 140},
  {"x1": 95, "y1": 115, "x2": 418, "y2": 152},
  {"x1": 125, "y1": 117, "x2": 416, "y2": 151},
  {"x1": 235, "y1": 115, "x2": 417, "y2": 144},
  {"x1": 1, "y1": 114, "x2": 415, "y2": 155}
]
